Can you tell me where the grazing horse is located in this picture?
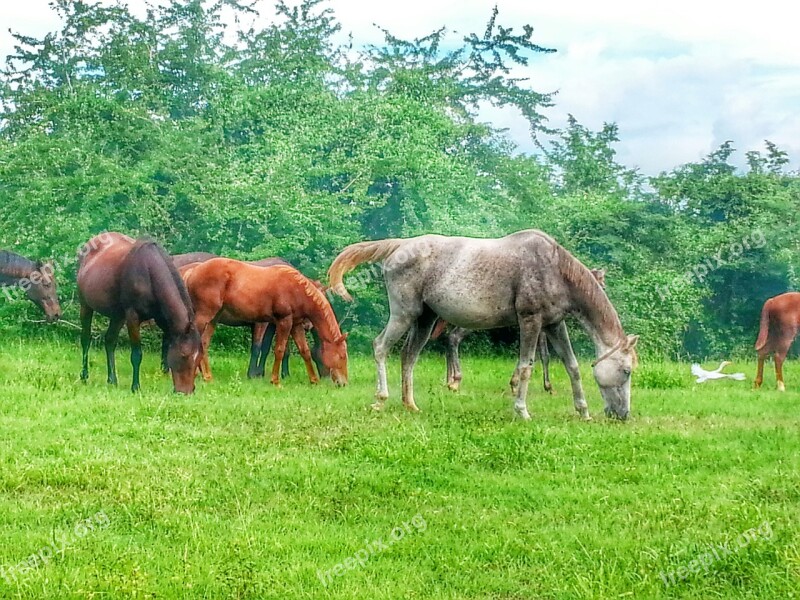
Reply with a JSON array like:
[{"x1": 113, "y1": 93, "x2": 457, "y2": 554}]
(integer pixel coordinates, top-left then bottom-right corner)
[
  {"x1": 0, "y1": 250, "x2": 62, "y2": 322},
  {"x1": 434, "y1": 268, "x2": 607, "y2": 393},
  {"x1": 170, "y1": 252, "x2": 325, "y2": 379},
  {"x1": 77, "y1": 233, "x2": 202, "y2": 393},
  {"x1": 754, "y1": 292, "x2": 800, "y2": 391},
  {"x1": 183, "y1": 259, "x2": 348, "y2": 385},
  {"x1": 328, "y1": 230, "x2": 637, "y2": 420}
]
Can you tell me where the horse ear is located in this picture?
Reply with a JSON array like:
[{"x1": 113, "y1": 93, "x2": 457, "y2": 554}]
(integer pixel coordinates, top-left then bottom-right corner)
[
  {"x1": 337, "y1": 332, "x2": 349, "y2": 342},
  {"x1": 624, "y1": 335, "x2": 639, "y2": 350}
]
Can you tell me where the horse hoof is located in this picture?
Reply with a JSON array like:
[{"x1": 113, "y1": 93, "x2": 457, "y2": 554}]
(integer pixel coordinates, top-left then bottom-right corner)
[
  {"x1": 777, "y1": 381, "x2": 786, "y2": 392},
  {"x1": 404, "y1": 404, "x2": 421, "y2": 413},
  {"x1": 370, "y1": 402, "x2": 385, "y2": 411},
  {"x1": 515, "y1": 409, "x2": 531, "y2": 421},
  {"x1": 447, "y1": 382, "x2": 460, "y2": 392}
]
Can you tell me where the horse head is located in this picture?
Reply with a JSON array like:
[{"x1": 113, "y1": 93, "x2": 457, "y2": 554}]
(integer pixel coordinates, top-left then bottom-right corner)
[
  {"x1": 25, "y1": 260, "x2": 61, "y2": 322},
  {"x1": 166, "y1": 321, "x2": 203, "y2": 394},
  {"x1": 320, "y1": 332, "x2": 349, "y2": 386},
  {"x1": 592, "y1": 334, "x2": 639, "y2": 420}
]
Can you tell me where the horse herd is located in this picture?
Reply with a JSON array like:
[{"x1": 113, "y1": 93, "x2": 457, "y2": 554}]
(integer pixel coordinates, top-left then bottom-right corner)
[{"x1": 2, "y1": 229, "x2": 797, "y2": 421}]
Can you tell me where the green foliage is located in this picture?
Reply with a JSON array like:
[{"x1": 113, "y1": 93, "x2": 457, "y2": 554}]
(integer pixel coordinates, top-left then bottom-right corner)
[{"x1": 1, "y1": 0, "x2": 800, "y2": 360}]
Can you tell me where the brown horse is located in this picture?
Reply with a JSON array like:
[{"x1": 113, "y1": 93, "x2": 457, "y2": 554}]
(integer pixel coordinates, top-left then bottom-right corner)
[
  {"x1": 433, "y1": 268, "x2": 607, "y2": 392},
  {"x1": 77, "y1": 233, "x2": 202, "y2": 393},
  {"x1": 0, "y1": 250, "x2": 62, "y2": 322},
  {"x1": 170, "y1": 252, "x2": 325, "y2": 379},
  {"x1": 183, "y1": 258, "x2": 348, "y2": 385},
  {"x1": 754, "y1": 292, "x2": 800, "y2": 391}
]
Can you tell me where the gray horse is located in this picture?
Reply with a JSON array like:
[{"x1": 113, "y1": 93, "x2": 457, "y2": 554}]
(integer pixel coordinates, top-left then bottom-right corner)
[{"x1": 328, "y1": 230, "x2": 638, "y2": 420}]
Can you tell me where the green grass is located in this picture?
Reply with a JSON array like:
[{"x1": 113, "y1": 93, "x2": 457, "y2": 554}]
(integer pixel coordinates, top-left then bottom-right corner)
[{"x1": 0, "y1": 340, "x2": 798, "y2": 599}]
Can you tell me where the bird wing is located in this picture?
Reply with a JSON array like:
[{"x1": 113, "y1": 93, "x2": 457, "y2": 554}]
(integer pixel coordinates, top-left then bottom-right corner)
[
  {"x1": 726, "y1": 372, "x2": 746, "y2": 381},
  {"x1": 690, "y1": 363, "x2": 706, "y2": 378}
]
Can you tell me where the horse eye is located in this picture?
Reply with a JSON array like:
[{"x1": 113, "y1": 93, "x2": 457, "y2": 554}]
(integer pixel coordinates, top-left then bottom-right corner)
[{"x1": 623, "y1": 368, "x2": 631, "y2": 376}]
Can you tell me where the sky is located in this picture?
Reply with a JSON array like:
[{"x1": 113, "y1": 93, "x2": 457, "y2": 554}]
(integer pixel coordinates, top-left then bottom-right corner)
[{"x1": 1, "y1": 0, "x2": 799, "y2": 176}]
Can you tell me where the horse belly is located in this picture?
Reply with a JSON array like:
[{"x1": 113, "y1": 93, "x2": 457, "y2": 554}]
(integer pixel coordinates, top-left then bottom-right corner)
[{"x1": 425, "y1": 288, "x2": 516, "y2": 330}]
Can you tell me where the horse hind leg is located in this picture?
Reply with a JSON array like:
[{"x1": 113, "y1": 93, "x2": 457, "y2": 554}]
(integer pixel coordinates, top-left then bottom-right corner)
[
  {"x1": 401, "y1": 308, "x2": 438, "y2": 413},
  {"x1": 372, "y1": 314, "x2": 416, "y2": 410},
  {"x1": 774, "y1": 337, "x2": 793, "y2": 392},
  {"x1": 247, "y1": 323, "x2": 265, "y2": 379},
  {"x1": 754, "y1": 350, "x2": 768, "y2": 389},
  {"x1": 104, "y1": 316, "x2": 125, "y2": 385},
  {"x1": 539, "y1": 332, "x2": 553, "y2": 394},
  {"x1": 445, "y1": 327, "x2": 468, "y2": 391}
]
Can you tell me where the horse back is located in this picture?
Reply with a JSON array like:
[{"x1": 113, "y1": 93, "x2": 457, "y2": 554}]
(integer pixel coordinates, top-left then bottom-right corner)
[{"x1": 77, "y1": 233, "x2": 136, "y2": 315}]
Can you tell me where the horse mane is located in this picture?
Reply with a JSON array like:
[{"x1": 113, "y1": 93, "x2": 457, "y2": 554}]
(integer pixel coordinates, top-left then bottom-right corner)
[
  {"x1": 541, "y1": 233, "x2": 625, "y2": 339},
  {"x1": 131, "y1": 239, "x2": 195, "y2": 319},
  {"x1": 0, "y1": 250, "x2": 38, "y2": 279},
  {"x1": 273, "y1": 265, "x2": 342, "y2": 339}
]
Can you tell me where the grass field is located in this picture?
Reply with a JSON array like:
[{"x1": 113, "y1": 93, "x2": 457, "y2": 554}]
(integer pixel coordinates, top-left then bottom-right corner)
[{"x1": 0, "y1": 339, "x2": 798, "y2": 599}]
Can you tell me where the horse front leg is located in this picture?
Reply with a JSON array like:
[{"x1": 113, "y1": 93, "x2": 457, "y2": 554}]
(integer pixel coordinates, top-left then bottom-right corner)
[
  {"x1": 104, "y1": 315, "x2": 125, "y2": 385},
  {"x1": 80, "y1": 304, "x2": 93, "y2": 382},
  {"x1": 270, "y1": 317, "x2": 293, "y2": 385},
  {"x1": 445, "y1": 327, "x2": 468, "y2": 391},
  {"x1": 126, "y1": 315, "x2": 143, "y2": 393},
  {"x1": 160, "y1": 331, "x2": 170, "y2": 374},
  {"x1": 544, "y1": 321, "x2": 590, "y2": 420},
  {"x1": 511, "y1": 314, "x2": 541, "y2": 420},
  {"x1": 290, "y1": 323, "x2": 319, "y2": 384}
]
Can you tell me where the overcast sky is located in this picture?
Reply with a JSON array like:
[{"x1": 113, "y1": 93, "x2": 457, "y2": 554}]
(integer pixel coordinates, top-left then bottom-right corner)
[{"x1": 2, "y1": 0, "x2": 799, "y2": 175}]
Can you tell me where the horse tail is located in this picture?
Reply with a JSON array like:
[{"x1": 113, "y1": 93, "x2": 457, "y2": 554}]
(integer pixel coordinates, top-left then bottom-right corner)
[
  {"x1": 755, "y1": 300, "x2": 772, "y2": 351},
  {"x1": 327, "y1": 239, "x2": 404, "y2": 301}
]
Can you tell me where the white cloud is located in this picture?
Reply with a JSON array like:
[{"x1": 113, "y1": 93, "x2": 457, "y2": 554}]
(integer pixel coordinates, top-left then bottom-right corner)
[{"x1": 2, "y1": 0, "x2": 799, "y2": 174}]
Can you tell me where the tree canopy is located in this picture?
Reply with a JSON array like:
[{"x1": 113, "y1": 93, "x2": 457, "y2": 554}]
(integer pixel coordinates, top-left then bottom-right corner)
[{"x1": 2, "y1": 0, "x2": 798, "y2": 358}]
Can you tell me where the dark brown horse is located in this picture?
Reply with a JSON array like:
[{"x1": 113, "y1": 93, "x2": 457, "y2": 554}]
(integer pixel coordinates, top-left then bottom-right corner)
[
  {"x1": 171, "y1": 252, "x2": 325, "y2": 379},
  {"x1": 0, "y1": 250, "x2": 62, "y2": 322},
  {"x1": 77, "y1": 233, "x2": 202, "y2": 393},
  {"x1": 433, "y1": 268, "x2": 607, "y2": 393},
  {"x1": 183, "y1": 258, "x2": 348, "y2": 385},
  {"x1": 754, "y1": 292, "x2": 800, "y2": 391}
]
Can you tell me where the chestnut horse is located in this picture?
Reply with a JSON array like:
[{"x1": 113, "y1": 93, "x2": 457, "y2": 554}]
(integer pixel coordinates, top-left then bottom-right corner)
[
  {"x1": 0, "y1": 250, "x2": 62, "y2": 322},
  {"x1": 171, "y1": 252, "x2": 325, "y2": 379},
  {"x1": 433, "y1": 268, "x2": 607, "y2": 393},
  {"x1": 754, "y1": 291, "x2": 800, "y2": 391},
  {"x1": 77, "y1": 233, "x2": 202, "y2": 393},
  {"x1": 183, "y1": 259, "x2": 348, "y2": 385}
]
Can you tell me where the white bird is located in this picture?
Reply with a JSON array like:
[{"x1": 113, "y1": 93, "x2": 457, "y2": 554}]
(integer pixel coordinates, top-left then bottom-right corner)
[{"x1": 691, "y1": 361, "x2": 746, "y2": 383}]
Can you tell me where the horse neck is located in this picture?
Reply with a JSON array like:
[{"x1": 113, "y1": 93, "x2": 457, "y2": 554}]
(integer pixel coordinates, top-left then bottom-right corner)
[
  {"x1": 149, "y1": 258, "x2": 193, "y2": 334},
  {"x1": 569, "y1": 281, "x2": 625, "y2": 356},
  {"x1": 0, "y1": 252, "x2": 35, "y2": 285},
  {"x1": 303, "y1": 292, "x2": 341, "y2": 343}
]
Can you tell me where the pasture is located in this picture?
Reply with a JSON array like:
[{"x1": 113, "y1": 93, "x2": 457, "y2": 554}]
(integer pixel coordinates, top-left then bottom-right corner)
[{"x1": 0, "y1": 340, "x2": 798, "y2": 599}]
